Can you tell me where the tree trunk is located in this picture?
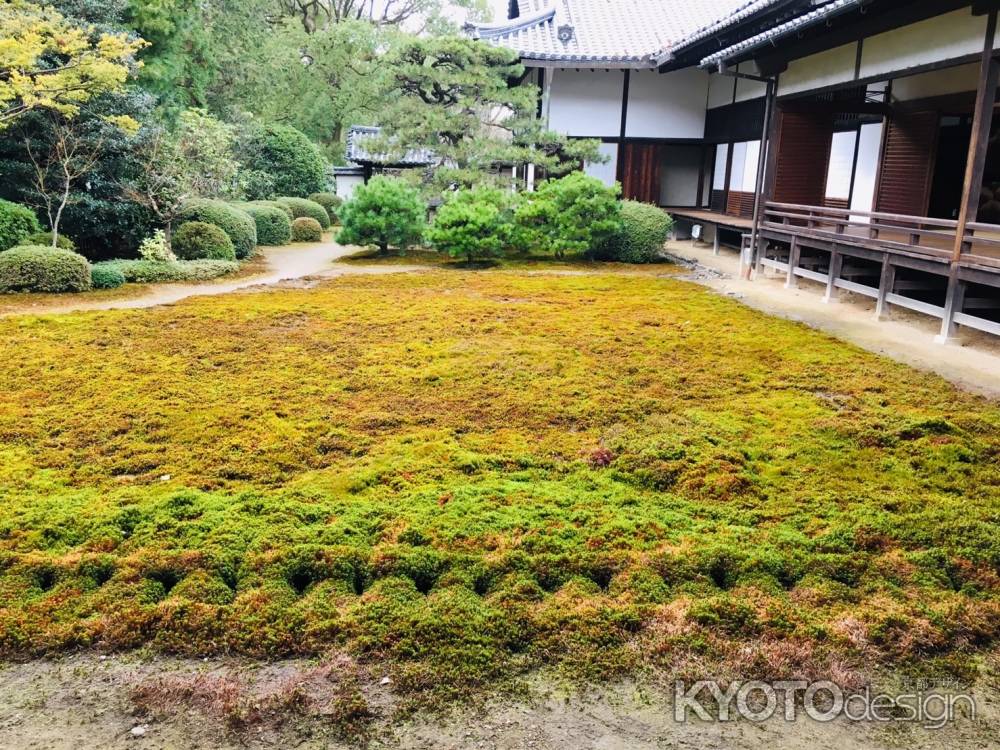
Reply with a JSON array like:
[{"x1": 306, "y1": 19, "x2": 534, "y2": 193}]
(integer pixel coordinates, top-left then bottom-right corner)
[{"x1": 51, "y1": 179, "x2": 71, "y2": 249}]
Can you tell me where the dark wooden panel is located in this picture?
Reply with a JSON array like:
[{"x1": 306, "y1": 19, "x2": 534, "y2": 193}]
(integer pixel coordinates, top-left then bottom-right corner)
[
  {"x1": 620, "y1": 143, "x2": 662, "y2": 204},
  {"x1": 710, "y1": 189, "x2": 727, "y2": 213},
  {"x1": 705, "y1": 98, "x2": 766, "y2": 143},
  {"x1": 875, "y1": 111, "x2": 939, "y2": 217},
  {"x1": 772, "y1": 109, "x2": 833, "y2": 206},
  {"x1": 726, "y1": 190, "x2": 755, "y2": 217},
  {"x1": 824, "y1": 196, "x2": 850, "y2": 210}
]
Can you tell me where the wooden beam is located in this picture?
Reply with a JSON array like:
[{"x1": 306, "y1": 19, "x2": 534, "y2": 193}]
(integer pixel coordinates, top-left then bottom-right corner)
[
  {"x1": 619, "y1": 70, "x2": 630, "y2": 140},
  {"x1": 952, "y1": 8, "x2": 999, "y2": 262},
  {"x1": 875, "y1": 256, "x2": 896, "y2": 320}
]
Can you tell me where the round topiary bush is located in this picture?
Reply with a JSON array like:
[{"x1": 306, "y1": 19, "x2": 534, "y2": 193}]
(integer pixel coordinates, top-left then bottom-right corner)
[
  {"x1": 245, "y1": 124, "x2": 327, "y2": 198},
  {"x1": 0, "y1": 245, "x2": 91, "y2": 293},
  {"x1": 291, "y1": 216, "x2": 323, "y2": 242},
  {"x1": 251, "y1": 200, "x2": 293, "y2": 218},
  {"x1": 596, "y1": 200, "x2": 673, "y2": 263},
  {"x1": 308, "y1": 192, "x2": 342, "y2": 225},
  {"x1": 90, "y1": 264, "x2": 126, "y2": 289},
  {"x1": 172, "y1": 221, "x2": 237, "y2": 261},
  {"x1": 276, "y1": 197, "x2": 330, "y2": 229},
  {"x1": 0, "y1": 199, "x2": 42, "y2": 252},
  {"x1": 177, "y1": 199, "x2": 257, "y2": 259},
  {"x1": 23, "y1": 231, "x2": 75, "y2": 251},
  {"x1": 236, "y1": 203, "x2": 292, "y2": 246}
]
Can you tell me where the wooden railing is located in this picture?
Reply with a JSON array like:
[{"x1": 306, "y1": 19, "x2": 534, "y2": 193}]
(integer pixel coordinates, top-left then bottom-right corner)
[{"x1": 761, "y1": 201, "x2": 1000, "y2": 266}]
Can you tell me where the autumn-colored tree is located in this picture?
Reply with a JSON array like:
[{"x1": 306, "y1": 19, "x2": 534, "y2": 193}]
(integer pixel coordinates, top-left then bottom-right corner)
[{"x1": 0, "y1": 0, "x2": 145, "y2": 128}]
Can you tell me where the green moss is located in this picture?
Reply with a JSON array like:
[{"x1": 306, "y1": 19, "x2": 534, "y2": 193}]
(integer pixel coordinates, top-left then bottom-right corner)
[{"x1": 0, "y1": 270, "x2": 996, "y2": 698}]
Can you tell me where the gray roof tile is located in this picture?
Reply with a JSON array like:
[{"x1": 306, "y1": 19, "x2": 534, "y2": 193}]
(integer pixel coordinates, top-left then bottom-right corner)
[{"x1": 467, "y1": 0, "x2": 748, "y2": 68}]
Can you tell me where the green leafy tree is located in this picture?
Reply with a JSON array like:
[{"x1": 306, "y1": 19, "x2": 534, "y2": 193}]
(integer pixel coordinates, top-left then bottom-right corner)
[
  {"x1": 514, "y1": 173, "x2": 621, "y2": 259},
  {"x1": 375, "y1": 36, "x2": 603, "y2": 192},
  {"x1": 174, "y1": 109, "x2": 240, "y2": 199},
  {"x1": 0, "y1": 1, "x2": 145, "y2": 128},
  {"x1": 337, "y1": 176, "x2": 425, "y2": 255},
  {"x1": 426, "y1": 186, "x2": 512, "y2": 264}
]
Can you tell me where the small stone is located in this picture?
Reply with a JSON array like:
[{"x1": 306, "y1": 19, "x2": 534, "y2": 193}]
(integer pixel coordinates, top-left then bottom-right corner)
[
  {"x1": 379, "y1": 676, "x2": 391, "y2": 686},
  {"x1": 130, "y1": 725, "x2": 148, "y2": 738},
  {"x1": 159, "y1": 474, "x2": 171, "y2": 482}
]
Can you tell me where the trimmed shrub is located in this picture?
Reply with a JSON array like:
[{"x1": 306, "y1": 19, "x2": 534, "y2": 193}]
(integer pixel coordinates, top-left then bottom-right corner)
[
  {"x1": 92, "y1": 259, "x2": 239, "y2": 284},
  {"x1": 596, "y1": 201, "x2": 673, "y2": 263},
  {"x1": 0, "y1": 245, "x2": 91, "y2": 293},
  {"x1": 172, "y1": 221, "x2": 237, "y2": 261},
  {"x1": 0, "y1": 199, "x2": 41, "y2": 252},
  {"x1": 245, "y1": 124, "x2": 327, "y2": 197},
  {"x1": 91, "y1": 265, "x2": 126, "y2": 289},
  {"x1": 138, "y1": 230, "x2": 176, "y2": 263},
  {"x1": 177, "y1": 199, "x2": 257, "y2": 259},
  {"x1": 234, "y1": 203, "x2": 292, "y2": 246},
  {"x1": 291, "y1": 216, "x2": 323, "y2": 242},
  {"x1": 514, "y1": 172, "x2": 621, "y2": 258},
  {"x1": 23, "y1": 232, "x2": 75, "y2": 251},
  {"x1": 337, "y1": 176, "x2": 426, "y2": 255},
  {"x1": 308, "y1": 192, "x2": 343, "y2": 224},
  {"x1": 276, "y1": 197, "x2": 330, "y2": 229},
  {"x1": 252, "y1": 200, "x2": 294, "y2": 218},
  {"x1": 427, "y1": 186, "x2": 512, "y2": 264}
]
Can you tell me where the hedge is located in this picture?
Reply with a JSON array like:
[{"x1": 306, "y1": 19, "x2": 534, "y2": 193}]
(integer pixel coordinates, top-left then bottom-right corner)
[
  {"x1": 291, "y1": 216, "x2": 323, "y2": 242},
  {"x1": 308, "y1": 192, "x2": 342, "y2": 225},
  {"x1": 23, "y1": 231, "x2": 75, "y2": 251},
  {"x1": 276, "y1": 197, "x2": 330, "y2": 229},
  {"x1": 596, "y1": 200, "x2": 673, "y2": 263},
  {"x1": 177, "y1": 199, "x2": 257, "y2": 259},
  {"x1": 0, "y1": 245, "x2": 91, "y2": 293},
  {"x1": 172, "y1": 221, "x2": 237, "y2": 261},
  {"x1": 92, "y1": 259, "x2": 240, "y2": 284},
  {"x1": 0, "y1": 200, "x2": 41, "y2": 252},
  {"x1": 90, "y1": 265, "x2": 126, "y2": 289},
  {"x1": 234, "y1": 202, "x2": 292, "y2": 246}
]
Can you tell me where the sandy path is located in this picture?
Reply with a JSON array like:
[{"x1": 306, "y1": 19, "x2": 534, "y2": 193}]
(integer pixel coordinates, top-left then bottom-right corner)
[{"x1": 0, "y1": 239, "x2": 421, "y2": 317}]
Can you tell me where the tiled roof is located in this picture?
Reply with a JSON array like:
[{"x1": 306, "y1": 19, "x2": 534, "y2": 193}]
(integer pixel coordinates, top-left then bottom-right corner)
[
  {"x1": 698, "y1": 0, "x2": 863, "y2": 69},
  {"x1": 344, "y1": 125, "x2": 435, "y2": 167},
  {"x1": 466, "y1": 0, "x2": 747, "y2": 68}
]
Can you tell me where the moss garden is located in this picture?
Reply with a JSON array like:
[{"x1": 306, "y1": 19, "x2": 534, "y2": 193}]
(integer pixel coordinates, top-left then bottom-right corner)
[{"x1": 0, "y1": 269, "x2": 997, "y2": 700}]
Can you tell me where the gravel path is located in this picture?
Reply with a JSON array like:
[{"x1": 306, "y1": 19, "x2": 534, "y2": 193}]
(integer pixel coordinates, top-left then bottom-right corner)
[{"x1": 0, "y1": 239, "x2": 421, "y2": 317}]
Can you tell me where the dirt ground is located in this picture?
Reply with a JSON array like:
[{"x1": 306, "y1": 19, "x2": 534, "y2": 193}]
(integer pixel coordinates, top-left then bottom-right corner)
[
  {"x1": 664, "y1": 239, "x2": 1000, "y2": 400},
  {"x1": 0, "y1": 654, "x2": 996, "y2": 749}
]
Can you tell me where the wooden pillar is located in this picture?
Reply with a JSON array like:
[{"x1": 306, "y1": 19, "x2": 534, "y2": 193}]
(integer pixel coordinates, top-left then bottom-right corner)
[
  {"x1": 875, "y1": 254, "x2": 896, "y2": 320},
  {"x1": 747, "y1": 78, "x2": 776, "y2": 279},
  {"x1": 823, "y1": 246, "x2": 843, "y2": 304},
  {"x1": 951, "y1": 9, "x2": 998, "y2": 263},
  {"x1": 784, "y1": 236, "x2": 800, "y2": 288},
  {"x1": 712, "y1": 228, "x2": 721, "y2": 255},
  {"x1": 939, "y1": 9, "x2": 997, "y2": 341},
  {"x1": 935, "y1": 269, "x2": 967, "y2": 344}
]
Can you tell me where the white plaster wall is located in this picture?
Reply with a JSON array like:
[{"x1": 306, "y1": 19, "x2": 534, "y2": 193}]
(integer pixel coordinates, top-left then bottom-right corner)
[
  {"x1": 735, "y1": 62, "x2": 767, "y2": 102},
  {"x1": 892, "y1": 63, "x2": 977, "y2": 100},
  {"x1": 712, "y1": 144, "x2": 728, "y2": 190},
  {"x1": 585, "y1": 142, "x2": 619, "y2": 187},
  {"x1": 659, "y1": 145, "x2": 702, "y2": 206},
  {"x1": 859, "y1": 9, "x2": 986, "y2": 81},
  {"x1": 778, "y1": 43, "x2": 857, "y2": 97},
  {"x1": 335, "y1": 173, "x2": 364, "y2": 200},
  {"x1": 547, "y1": 69, "x2": 623, "y2": 137},
  {"x1": 625, "y1": 67, "x2": 710, "y2": 139},
  {"x1": 707, "y1": 72, "x2": 734, "y2": 109}
]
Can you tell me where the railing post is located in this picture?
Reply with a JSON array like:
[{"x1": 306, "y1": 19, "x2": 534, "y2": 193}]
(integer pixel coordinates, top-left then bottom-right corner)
[
  {"x1": 875, "y1": 254, "x2": 895, "y2": 320},
  {"x1": 823, "y1": 244, "x2": 842, "y2": 304},
  {"x1": 784, "y1": 236, "x2": 800, "y2": 288},
  {"x1": 935, "y1": 269, "x2": 967, "y2": 345}
]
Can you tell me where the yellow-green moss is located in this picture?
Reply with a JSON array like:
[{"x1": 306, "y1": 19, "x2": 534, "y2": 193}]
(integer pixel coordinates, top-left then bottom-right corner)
[{"x1": 0, "y1": 270, "x2": 997, "y2": 699}]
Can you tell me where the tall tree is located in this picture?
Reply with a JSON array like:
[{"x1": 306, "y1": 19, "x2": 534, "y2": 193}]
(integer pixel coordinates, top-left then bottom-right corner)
[{"x1": 376, "y1": 36, "x2": 601, "y2": 192}]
